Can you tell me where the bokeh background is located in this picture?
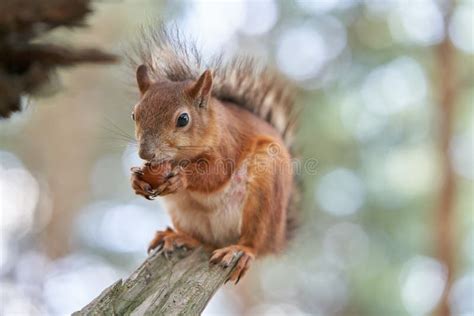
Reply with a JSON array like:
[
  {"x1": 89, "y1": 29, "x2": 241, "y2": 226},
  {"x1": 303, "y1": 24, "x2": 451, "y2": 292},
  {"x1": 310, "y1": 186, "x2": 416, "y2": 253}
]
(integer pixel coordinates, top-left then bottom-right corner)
[{"x1": 1, "y1": 0, "x2": 473, "y2": 315}]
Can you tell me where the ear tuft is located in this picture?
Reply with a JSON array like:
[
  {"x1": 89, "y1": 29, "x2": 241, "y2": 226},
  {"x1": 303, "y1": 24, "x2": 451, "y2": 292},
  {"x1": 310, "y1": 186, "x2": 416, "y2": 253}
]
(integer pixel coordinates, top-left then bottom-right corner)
[
  {"x1": 186, "y1": 70, "x2": 213, "y2": 107},
  {"x1": 136, "y1": 64, "x2": 151, "y2": 94}
]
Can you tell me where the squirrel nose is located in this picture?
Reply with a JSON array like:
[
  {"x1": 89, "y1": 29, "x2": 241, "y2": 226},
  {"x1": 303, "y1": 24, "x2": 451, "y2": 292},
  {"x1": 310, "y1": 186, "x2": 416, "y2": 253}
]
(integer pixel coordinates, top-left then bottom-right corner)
[{"x1": 138, "y1": 147, "x2": 155, "y2": 161}]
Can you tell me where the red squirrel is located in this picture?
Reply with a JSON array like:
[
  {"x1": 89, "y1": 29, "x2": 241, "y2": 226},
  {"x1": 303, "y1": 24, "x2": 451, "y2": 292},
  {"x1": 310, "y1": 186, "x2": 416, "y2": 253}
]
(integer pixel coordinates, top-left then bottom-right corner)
[{"x1": 129, "y1": 28, "x2": 300, "y2": 283}]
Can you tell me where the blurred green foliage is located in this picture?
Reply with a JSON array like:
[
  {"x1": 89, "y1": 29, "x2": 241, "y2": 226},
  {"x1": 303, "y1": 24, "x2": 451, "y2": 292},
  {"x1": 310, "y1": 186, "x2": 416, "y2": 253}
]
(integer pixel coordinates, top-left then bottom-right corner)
[{"x1": 0, "y1": 0, "x2": 472, "y2": 315}]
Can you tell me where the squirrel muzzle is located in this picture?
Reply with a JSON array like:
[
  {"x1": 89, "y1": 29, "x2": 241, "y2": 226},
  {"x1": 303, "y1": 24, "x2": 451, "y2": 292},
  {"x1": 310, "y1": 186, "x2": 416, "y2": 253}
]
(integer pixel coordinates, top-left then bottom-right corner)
[{"x1": 138, "y1": 141, "x2": 156, "y2": 161}]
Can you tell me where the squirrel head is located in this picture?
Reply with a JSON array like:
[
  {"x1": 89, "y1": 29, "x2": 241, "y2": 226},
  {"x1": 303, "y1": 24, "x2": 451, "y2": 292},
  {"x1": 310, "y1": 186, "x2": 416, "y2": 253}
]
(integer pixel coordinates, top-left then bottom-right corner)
[{"x1": 132, "y1": 64, "x2": 215, "y2": 162}]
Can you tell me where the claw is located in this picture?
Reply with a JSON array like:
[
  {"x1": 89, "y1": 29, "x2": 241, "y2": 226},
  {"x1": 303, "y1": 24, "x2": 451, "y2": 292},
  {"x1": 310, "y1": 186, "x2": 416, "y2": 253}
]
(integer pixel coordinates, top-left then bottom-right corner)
[
  {"x1": 130, "y1": 167, "x2": 144, "y2": 175},
  {"x1": 164, "y1": 250, "x2": 171, "y2": 260},
  {"x1": 147, "y1": 241, "x2": 163, "y2": 254},
  {"x1": 236, "y1": 272, "x2": 243, "y2": 285},
  {"x1": 210, "y1": 245, "x2": 254, "y2": 284},
  {"x1": 147, "y1": 228, "x2": 200, "y2": 255}
]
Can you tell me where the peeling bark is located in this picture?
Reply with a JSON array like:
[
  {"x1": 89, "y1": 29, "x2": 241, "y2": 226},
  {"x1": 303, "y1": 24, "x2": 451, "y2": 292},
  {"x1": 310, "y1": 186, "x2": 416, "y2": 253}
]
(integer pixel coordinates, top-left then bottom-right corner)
[{"x1": 73, "y1": 248, "x2": 241, "y2": 315}]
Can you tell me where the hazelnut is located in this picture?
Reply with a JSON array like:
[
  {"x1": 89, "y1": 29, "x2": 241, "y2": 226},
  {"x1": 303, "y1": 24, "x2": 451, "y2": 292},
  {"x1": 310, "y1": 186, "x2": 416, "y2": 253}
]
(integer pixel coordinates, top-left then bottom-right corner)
[{"x1": 141, "y1": 161, "x2": 173, "y2": 189}]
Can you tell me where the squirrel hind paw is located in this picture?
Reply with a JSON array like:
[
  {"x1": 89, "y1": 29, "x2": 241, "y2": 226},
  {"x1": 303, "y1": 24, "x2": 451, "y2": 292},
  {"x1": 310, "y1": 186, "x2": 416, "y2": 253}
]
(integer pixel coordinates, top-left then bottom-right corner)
[
  {"x1": 148, "y1": 228, "x2": 200, "y2": 255},
  {"x1": 210, "y1": 245, "x2": 254, "y2": 284}
]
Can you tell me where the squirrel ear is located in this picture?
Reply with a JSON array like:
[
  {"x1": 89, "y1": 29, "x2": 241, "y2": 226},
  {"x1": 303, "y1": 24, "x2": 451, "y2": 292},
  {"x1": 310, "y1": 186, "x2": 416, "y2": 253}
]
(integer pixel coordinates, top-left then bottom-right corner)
[
  {"x1": 136, "y1": 64, "x2": 151, "y2": 94},
  {"x1": 186, "y1": 70, "x2": 213, "y2": 108}
]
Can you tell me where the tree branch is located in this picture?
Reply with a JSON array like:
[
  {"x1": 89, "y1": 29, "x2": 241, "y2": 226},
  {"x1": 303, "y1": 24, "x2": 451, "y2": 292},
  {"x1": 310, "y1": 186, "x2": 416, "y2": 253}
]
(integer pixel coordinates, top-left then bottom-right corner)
[
  {"x1": 0, "y1": 0, "x2": 117, "y2": 118},
  {"x1": 73, "y1": 248, "x2": 241, "y2": 315}
]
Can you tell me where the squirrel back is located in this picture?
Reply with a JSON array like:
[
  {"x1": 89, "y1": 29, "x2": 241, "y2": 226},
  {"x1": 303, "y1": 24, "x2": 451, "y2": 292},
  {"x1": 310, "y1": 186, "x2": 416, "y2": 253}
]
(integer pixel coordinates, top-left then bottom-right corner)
[{"x1": 127, "y1": 25, "x2": 302, "y2": 242}]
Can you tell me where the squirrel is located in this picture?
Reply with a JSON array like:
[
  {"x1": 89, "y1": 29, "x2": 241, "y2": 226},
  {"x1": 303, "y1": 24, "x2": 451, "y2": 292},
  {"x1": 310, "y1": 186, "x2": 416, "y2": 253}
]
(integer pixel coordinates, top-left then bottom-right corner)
[{"x1": 128, "y1": 27, "x2": 300, "y2": 284}]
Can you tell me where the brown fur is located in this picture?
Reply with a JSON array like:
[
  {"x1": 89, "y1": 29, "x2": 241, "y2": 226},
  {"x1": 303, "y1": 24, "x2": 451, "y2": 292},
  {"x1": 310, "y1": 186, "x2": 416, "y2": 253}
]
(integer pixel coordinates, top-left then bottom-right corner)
[
  {"x1": 128, "y1": 26, "x2": 300, "y2": 282},
  {"x1": 127, "y1": 26, "x2": 300, "y2": 147}
]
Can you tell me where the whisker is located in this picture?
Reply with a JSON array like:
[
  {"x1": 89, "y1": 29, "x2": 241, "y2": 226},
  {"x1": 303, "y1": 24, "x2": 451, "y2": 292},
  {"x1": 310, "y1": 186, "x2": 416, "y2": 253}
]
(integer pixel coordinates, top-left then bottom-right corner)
[
  {"x1": 99, "y1": 132, "x2": 136, "y2": 144},
  {"x1": 100, "y1": 124, "x2": 136, "y2": 143},
  {"x1": 102, "y1": 117, "x2": 136, "y2": 141},
  {"x1": 101, "y1": 127, "x2": 134, "y2": 141},
  {"x1": 95, "y1": 142, "x2": 134, "y2": 151},
  {"x1": 97, "y1": 136, "x2": 137, "y2": 144},
  {"x1": 104, "y1": 117, "x2": 134, "y2": 137}
]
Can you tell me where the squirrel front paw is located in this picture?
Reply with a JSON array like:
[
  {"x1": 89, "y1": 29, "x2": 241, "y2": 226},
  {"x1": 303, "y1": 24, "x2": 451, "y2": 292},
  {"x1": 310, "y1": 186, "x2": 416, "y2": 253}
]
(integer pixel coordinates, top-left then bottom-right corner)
[
  {"x1": 130, "y1": 162, "x2": 173, "y2": 199},
  {"x1": 148, "y1": 227, "x2": 200, "y2": 254},
  {"x1": 154, "y1": 168, "x2": 188, "y2": 196},
  {"x1": 130, "y1": 167, "x2": 155, "y2": 200},
  {"x1": 210, "y1": 245, "x2": 255, "y2": 284}
]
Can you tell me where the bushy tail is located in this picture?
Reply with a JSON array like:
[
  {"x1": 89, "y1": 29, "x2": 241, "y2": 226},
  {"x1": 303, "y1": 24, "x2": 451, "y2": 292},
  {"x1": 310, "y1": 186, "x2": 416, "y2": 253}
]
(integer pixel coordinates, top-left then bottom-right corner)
[
  {"x1": 127, "y1": 26, "x2": 300, "y2": 148},
  {"x1": 127, "y1": 25, "x2": 301, "y2": 241}
]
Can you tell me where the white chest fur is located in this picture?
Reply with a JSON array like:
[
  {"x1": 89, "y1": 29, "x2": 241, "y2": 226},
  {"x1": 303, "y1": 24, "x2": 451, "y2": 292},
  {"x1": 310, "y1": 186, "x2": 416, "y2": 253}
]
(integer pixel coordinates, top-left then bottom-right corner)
[{"x1": 163, "y1": 162, "x2": 248, "y2": 247}]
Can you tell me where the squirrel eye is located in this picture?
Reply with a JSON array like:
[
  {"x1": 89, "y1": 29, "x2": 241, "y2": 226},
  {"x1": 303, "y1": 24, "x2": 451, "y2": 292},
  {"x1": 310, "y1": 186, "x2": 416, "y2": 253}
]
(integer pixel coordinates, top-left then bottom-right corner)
[
  {"x1": 131, "y1": 112, "x2": 135, "y2": 121},
  {"x1": 176, "y1": 113, "x2": 189, "y2": 127}
]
